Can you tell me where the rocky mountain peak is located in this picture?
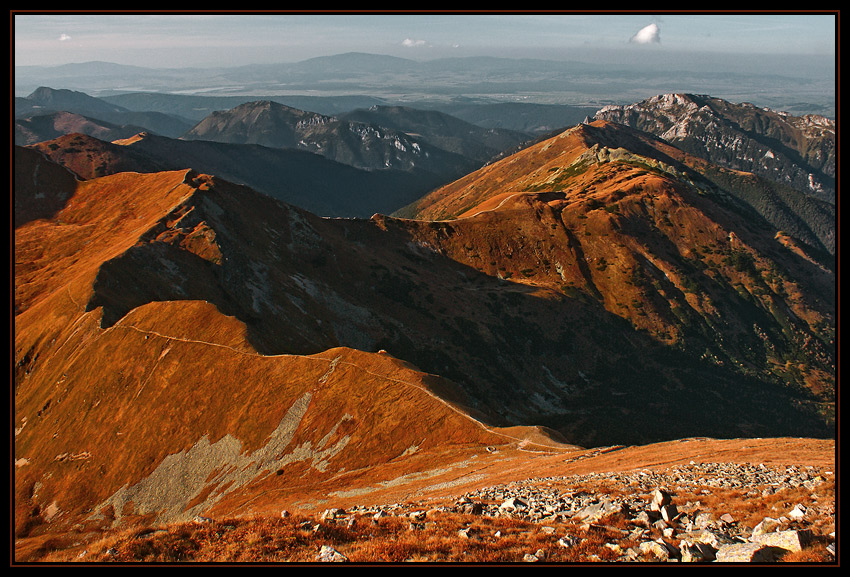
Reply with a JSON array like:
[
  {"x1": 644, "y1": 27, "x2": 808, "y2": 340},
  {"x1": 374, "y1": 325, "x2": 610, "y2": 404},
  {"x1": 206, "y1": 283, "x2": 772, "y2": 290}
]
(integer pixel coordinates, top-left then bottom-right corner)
[{"x1": 594, "y1": 94, "x2": 836, "y2": 205}]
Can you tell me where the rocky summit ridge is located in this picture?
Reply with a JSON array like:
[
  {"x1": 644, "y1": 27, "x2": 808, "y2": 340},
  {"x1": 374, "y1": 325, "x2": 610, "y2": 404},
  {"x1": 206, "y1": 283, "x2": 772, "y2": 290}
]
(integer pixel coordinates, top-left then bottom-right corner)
[{"x1": 594, "y1": 93, "x2": 836, "y2": 206}]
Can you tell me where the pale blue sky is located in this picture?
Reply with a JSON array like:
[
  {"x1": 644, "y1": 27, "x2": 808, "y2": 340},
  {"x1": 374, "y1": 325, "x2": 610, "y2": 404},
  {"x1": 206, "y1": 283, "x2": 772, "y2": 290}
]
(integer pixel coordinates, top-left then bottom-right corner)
[{"x1": 14, "y1": 12, "x2": 837, "y2": 69}]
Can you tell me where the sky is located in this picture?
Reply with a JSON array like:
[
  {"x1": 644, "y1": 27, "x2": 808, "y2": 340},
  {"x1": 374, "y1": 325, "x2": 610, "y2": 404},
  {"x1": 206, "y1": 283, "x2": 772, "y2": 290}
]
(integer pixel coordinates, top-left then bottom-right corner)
[{"x1": 13, "y1": 12, "x2": 837, "y2": 69}]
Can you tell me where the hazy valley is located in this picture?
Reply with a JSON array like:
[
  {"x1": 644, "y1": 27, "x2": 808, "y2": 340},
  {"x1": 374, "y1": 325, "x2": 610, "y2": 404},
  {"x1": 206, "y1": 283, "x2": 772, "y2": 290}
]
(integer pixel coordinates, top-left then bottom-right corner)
[{"x1": 13, "y1": 51, "x2": 836, "y2": 564}]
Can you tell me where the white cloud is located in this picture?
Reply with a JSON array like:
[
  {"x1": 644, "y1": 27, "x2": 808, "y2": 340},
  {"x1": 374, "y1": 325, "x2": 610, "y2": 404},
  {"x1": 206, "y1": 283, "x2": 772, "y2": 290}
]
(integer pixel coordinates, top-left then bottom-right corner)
[
  {"x1": 59, "y1": 33, "x2": 72, "y2": 42},
  {"x1": 402, "y1": 38, "x2": 427, "y2": 48},
  {"x1": 630, "y1": 23, "x2": 660, "y2": 45}
]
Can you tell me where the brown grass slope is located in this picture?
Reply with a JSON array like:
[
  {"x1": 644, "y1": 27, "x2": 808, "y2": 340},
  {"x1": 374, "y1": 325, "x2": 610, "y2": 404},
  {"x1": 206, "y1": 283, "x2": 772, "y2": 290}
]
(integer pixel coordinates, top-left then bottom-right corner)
[
  {"x1": 13, "y1": 168, "x2": 566, "y2": 550},
  {"x1": 16, "y1": 140, "x2": 834, "y2": 441},
  {"x1": 394, "y1": 120, "x2": 834, "y2": 405},
  {"x1": 14, "y1": 135, "x2": 834, "y2": 557},
  {"x1": 74, "y1": 170, "x2": 835, "y2": 441}
]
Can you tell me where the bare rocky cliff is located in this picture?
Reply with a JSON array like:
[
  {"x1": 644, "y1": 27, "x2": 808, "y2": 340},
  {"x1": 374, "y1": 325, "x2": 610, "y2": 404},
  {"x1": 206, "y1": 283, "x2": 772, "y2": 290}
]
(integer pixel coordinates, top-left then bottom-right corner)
[{"x1": 594, "y1": 93, "x2": 835, "y2": 209}]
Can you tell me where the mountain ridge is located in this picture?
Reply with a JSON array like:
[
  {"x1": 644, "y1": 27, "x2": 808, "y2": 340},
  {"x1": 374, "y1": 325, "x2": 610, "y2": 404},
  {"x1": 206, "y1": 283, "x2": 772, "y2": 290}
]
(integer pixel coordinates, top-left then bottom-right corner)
[
  {"x1": 398, "y1": 111, "x2": 835, "y2": 257},
  {"x1": 14, "y1": 167, "x2": 585, "y2": 546},
  {"x1": 181, "y1": 99, "x2": 482, "y2": 176},
  {"x1": 394, "y1": 119, "x2": 834, "y2": 400},
  {"x1": 23, "y1": 131, "x2": 449, "y2": 218},
  {"x1": 16, "y1": 150, "x2": 834, "y2": 443},
  {"x1": 13, "y1": 92, "x2": 835, "y2": 561},
  {"x1": 16, "y1": 87, "x2": 193, "y2": 140}
]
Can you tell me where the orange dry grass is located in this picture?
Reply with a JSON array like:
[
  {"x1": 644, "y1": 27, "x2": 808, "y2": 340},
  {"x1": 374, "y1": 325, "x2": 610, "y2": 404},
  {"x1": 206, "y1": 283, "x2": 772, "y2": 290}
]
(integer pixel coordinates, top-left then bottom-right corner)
[
  {"x1": 31, "y1": 486, "x2": 835, "y2": 565},
  {"x1": 777, "y1": 547, "x2": 834, "y2": 563},
  {"x1": 41, "y1": 511, "x2": 643, "y2": 563},
  {"x1": 681, "y1": 480, "x2": 835, "y2": 531}
]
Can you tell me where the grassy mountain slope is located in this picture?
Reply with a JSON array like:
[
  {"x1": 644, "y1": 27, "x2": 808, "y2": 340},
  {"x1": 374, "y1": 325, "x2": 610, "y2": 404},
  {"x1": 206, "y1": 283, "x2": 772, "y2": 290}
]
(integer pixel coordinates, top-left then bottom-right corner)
[
  {"x1": 14, "y1": 117, "x2": 835, "y2": 547},
  {"x1": 15, "y1": 168, "x2": 544, "y2": 542},
  {"x1": 395, "y1": 120, "x2": 834, "y2": 407}
]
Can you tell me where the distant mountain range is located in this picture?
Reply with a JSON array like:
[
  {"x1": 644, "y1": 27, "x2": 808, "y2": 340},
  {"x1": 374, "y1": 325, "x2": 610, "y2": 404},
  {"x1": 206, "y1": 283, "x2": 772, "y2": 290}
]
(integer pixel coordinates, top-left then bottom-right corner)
[
  {"x1": 98, "y1": 91, "x2": 599, "y2": 135},
  {"x1": 16, "y1": 85, "x2": 592, "y2": 144},
  {"x1": 181, "y1": 100, "x2": 484, "y2": 175},
  {"x1": 15, "y1": 51, "x2": 836, "y2": 117},
  {"x1": 15, "y1": 110, "x2": 153, "y2": 148},
  {"x1": 16, "y1": 88, "x2": 545, "y2": 218},
  {"x1": 21, "y1": 132, "x2": 440, "y2": 219},
  {"x1": 15, "y1": 86, "x2": 193, "y2": 139}
]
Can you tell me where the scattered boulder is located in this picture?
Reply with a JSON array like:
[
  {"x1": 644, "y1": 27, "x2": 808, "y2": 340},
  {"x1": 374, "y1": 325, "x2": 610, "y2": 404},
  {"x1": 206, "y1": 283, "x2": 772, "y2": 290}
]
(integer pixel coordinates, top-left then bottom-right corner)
[
  {"x1": 788, "y1": 504, "x2": 807, "y2": 521},
  {"x1": 558, "y1": 536, "x2": 576, "y2": 548},
  {"x1": 679, "y1": 540, "x2": 716, "y2": 562},
  {"x1": 694, "y1": 529, "x2": 740, "y2": 549},
  {"x1": 317, "y1": 545, "x2": 348, "y2": 563},
  {"x1": 751, "y1": 516, "x2": 781, "y2": 538},
  {"x1": 639, "y1": 540, "x2": 673, "y2": 561},
  {"x1": 660, "y1": 503, "x2": 678, "y2": 523},
  {"x1": 320, "y1": 508, "x2": 344, "y2": 521},
  {"x1": 650, "y1": 489, "x2": 672, "y2": 511},
  {"x1": 499, "y1": 497, "x2": 527, "y2": 513},
  {"x1": 751, "y1": 529, "x2": 812, "y2": 553},
  {"x1": 574, "y1": 499, "x2": 622, "y2": 523},
  {"x1": 692, "y1": 512, "x2": 713, "y2": 529},
  {"x1": 633, "y1": 511, "x2": 652, "y2": 528},
  {"x1": 277, "y1": 461, "x2": 830, "y2": 563},
  {"x1": 715, "y1": 542, "x2": 777, "y2": 563}
]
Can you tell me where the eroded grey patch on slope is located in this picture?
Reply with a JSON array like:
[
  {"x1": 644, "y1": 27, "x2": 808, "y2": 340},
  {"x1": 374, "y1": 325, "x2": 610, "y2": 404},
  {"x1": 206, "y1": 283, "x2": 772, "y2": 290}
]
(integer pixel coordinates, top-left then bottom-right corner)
[
  {"x1": 328, "y1": 456, "x2": 483, "y2": 499},
  {"x1": 89, "y1": 391, "x2": 349, "y2": 526}
]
